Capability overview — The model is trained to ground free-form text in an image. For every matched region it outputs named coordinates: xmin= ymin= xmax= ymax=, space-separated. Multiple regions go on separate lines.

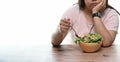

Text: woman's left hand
xmin=92 ymin=0 xmax=106 ymax=13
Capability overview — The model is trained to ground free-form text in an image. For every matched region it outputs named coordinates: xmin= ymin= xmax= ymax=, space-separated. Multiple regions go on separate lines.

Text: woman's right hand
xmin=59 ymin=18 xmax=71 ymax=33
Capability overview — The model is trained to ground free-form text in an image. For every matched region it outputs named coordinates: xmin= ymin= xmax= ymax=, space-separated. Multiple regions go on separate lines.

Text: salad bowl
xmin=75 ymin=33 xmax=102 ymax=53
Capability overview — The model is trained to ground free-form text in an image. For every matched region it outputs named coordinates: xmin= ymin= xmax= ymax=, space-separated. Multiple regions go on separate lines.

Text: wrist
xmin=93 ymin=15 xmax=102 ymax=24
xmin=92 ymin=12 xmax=101 ymax=18
xmin=92 ymin=9 xmax=98 ymax=13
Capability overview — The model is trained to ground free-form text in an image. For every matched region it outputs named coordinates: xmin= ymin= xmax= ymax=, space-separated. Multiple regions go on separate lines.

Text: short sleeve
xmin=103 ymin=9 xmax=119 ymax=32
xmin=61 ymin=6 xmax=74 ymax=20
xmin=61 ymin=4 xmax=80 ymax=26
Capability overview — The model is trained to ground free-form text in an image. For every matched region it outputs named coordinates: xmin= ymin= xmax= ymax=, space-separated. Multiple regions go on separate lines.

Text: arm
xmin=51 ymin=29 xmax=68 ymax=47
xmin=93 ymin=17 xmax=117 ymax=47
xmin=51 ymin=18 xmax=71 ymax=47
xmin=92 ymin=0 xmax=118 ymax=47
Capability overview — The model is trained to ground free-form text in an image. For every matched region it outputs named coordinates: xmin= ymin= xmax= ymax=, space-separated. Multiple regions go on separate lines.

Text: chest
xmin=72 ymin=15 xmax=94 ymax=36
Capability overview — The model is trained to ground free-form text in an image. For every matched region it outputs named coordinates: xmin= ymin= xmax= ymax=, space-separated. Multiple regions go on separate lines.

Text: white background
xmin=0 ymin=0 xmax=120 ymax=45
xmin=0 ymin=0 xmax=120 ymax=62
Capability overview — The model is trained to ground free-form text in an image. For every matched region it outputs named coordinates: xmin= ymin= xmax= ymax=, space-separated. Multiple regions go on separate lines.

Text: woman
xmin=51 ymin=0 xmax=119 ymax=47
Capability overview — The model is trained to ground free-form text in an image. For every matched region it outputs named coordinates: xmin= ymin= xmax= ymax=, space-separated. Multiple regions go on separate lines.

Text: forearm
xmin=93 ymin=17 xmax=113 ymax=47
xmin=51 ymin=30 xmax=68 ymax=46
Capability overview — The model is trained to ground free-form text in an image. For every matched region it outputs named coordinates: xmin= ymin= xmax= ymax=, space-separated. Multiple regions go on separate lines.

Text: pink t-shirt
xmin=61 ymin=4 xmax=119 ymax=40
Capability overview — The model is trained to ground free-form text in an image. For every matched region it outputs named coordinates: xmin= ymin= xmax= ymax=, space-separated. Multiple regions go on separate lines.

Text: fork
xmin=89 ymin=24 xmax=94 ymax=34
xmin=71 ymin=25 xmax=79 ymax=37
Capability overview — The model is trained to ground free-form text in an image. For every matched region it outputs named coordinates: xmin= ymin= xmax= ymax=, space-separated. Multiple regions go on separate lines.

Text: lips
xmin=92 ymin=3 xmax=98 ymax=6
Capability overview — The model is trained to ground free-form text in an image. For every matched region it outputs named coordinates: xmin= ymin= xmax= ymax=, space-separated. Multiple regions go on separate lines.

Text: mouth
xmin=91 ymin=3 xmax=98 ymax=6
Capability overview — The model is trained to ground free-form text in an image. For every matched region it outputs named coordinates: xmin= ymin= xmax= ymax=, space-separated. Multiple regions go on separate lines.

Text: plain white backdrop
xmin=0 ymin=0 xmax=120 ymax=45
xmin=0 ymin=0 xmax=120 ymax=62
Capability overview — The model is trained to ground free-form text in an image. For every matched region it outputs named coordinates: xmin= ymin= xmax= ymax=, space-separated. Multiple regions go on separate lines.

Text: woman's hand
xmin=92 ymin=0 xmax=106 ymax=13
xmin=59 ymin=18 xmax=71 ymax=33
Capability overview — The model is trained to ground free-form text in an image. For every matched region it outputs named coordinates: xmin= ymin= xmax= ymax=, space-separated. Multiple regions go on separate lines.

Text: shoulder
xmin=68 ymin=4 xmax=79 ymax=10
xmin=102 ymin=8 xmax=119 ymax=21
xmin=64 ymin=4 xmax=80 ymax=14
xmin=102 ymin=8 xmax=119 ymax=32
xmin=61 ymin=4 xmax=80 ymax=19
xmin=103 ymin=8 xmax=118 ymax=16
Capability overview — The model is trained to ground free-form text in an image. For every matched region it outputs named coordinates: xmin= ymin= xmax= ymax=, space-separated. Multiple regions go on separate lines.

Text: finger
xmin=61 ymin=25 xmax=70 ymax=29
xmin=102 ymin=0 xmax=107 ymax=10
xmin=103 ymin=0 xmax=106 ymax=5
xmin=61 ymin=29 xmax=68 ymax=33
xmin=60 ymin=22 xmax=70 ymax=27
xmin=98 ymin=0 xmax=103 ymax=6
xmin=98 ymin=0 xmax=106 ymax=12
xmin=102 ymin=0 xmax=106 ymax=7
xmin=60 ymin=21 xmax=70 ymax=27
xmin=60 ymin=18 xmax=70 ymax=25
xmin=60 ymin=26 xmax=70 ymax=32
xmin=60 ymin=25 xmax=69 ymax=32
xmin=63 ymin=18 xmax=71 ymax=24
xmin=60 ymin=18 xmax=71 ymax=26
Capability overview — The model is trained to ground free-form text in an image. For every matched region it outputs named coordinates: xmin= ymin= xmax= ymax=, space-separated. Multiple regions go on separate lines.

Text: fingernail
xmin=68 ymin=18 xmax=70 ymax=21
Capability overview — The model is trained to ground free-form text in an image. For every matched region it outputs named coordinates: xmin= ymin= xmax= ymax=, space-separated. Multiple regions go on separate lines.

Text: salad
xmin=75 ymin=33 xmax=102 ymax=44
